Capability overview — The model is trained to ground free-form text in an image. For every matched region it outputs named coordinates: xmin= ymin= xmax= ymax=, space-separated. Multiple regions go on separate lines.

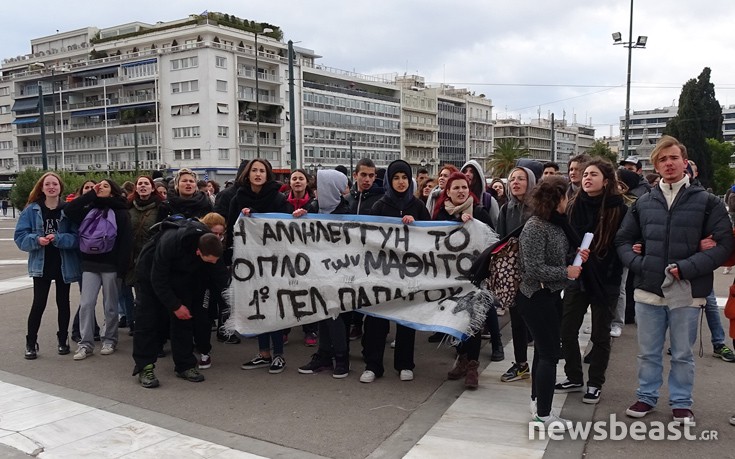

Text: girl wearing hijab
xmin=15 ymin=172 xmax=81 ymax=359
xmin=295 ymin=169 xmax=351 ymax=378
xmin=359 ymin=160 xmax=431 ymax=383
xmin=230 ymin=159 xmax=294 ymax=374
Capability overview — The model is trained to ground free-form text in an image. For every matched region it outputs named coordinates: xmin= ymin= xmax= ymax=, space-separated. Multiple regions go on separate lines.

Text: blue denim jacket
xmin=14 ymin=202 xmax=82 ymax=283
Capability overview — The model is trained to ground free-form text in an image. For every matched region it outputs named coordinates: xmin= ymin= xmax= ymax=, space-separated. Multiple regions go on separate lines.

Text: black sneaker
xmin=555 ymin=379 xmax=584 ymax=393
xmin=119 ymin=316 xmax=128 ymax=329
xmin=500 ymin=362 xmax=529 ymax=382
xmin=138 ymin=364 xmax=160 ymax=388
xmin=217 ymin=333 xmax=241 ymax=344
xmin=241 ymin=354 xmax=272 ymax=370
xmin=333 ymin=356 xmax=349 ymax=379
xmin=269 ymin=355 xmax=286 ymax=374
xmin=582 ymin=386 xmax=601 ymax=404
xmin=298 ymin=354 xmax=333 ymax=374
xmin=176 ymin=367 xmax=205 ymax=382
xmin=490 ymin=348 xmax=505 ymax=362
xmin=58 ymin=342 xmax=70 ymax=356
xmin=713 ymin=344 xmax=735 ymax=362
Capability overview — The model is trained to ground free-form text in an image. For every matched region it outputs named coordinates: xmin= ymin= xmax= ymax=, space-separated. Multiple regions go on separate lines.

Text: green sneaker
xmin=176 ymin=367 xmax=205 ymax=382
xmin=138 ymin=364 xmax=160 ymax=388
xmin=713 ymin=344 xmax=735 ymax=362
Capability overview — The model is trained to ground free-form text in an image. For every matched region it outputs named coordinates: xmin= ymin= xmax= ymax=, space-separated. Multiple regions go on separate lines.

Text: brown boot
xmin=447 ymin=354 xmax=469 ymax=380
xmin=465 ymin=360 xmax=479 ymax=389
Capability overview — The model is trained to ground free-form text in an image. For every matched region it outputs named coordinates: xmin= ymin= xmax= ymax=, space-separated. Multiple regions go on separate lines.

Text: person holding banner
xmin=229 ymin=159 xmax=294 ymax=374
xmin=295 ymin=169 xmax=352 ymax=378
xmin=434 ymin=172 xmax=493 ymax=389
xmin=284 ymin=169 xmax=319 ymax=347
xmin=556 ymin=159 xmax=627 ymax=404
xmin=516 ymin=175 xmax=585 ymax=429
xmin=358 ymin=160 xmax=431 ymax=384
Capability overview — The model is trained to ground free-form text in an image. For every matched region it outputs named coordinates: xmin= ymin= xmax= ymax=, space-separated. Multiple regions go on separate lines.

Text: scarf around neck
xmin=445 ymin=196 xmax=474 ymax=219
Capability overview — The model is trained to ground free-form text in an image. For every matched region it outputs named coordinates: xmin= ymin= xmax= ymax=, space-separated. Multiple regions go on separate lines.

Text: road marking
xmin=0 ymin=259 xmax=26 ymax=265
xmin=0 ymin=275 xmax=33 ymax=294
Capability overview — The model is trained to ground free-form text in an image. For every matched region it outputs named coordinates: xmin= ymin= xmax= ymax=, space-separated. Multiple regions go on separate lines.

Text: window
xmin=0 ymin=123 xmax=11 ymax=132
xmin=0 ymin=87 xmax=9 ymax=96
xmin=0 ymin=105 xmax=9 ymax=115
xmin=216 ymin=103 xmax=229 ymax=114
xmin=216 ymin=80 xmax=227 ymax=92
xmin=170 ymin=56 xmax=198 ymax=70
xmin=171 ymin=80 xmax=198 ymax=93
xmin=174 ymin=148 xmax=201 ymax=160
xmin=215 ymin=56 xmax=227 ymax=68
xmin=218 ymin=126 xmax=228 ymax=138
xmin=218 ymin=148 xmax=229 ymax=160
xmin=0 ymin=141 xmax=12 ymax=150
xmin=172 ymin=126 xmax=200 ymax=138
xmin=171 ymin=104 xmax=199 ymax=116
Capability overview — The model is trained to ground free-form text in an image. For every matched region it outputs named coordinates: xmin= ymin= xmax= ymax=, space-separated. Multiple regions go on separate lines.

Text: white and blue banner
xmin=225 ymin=213 xmax=498 ymax=339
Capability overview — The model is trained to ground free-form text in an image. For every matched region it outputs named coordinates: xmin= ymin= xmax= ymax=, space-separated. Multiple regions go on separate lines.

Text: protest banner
xmin=224 ymin=213 xmax=498 ymax=340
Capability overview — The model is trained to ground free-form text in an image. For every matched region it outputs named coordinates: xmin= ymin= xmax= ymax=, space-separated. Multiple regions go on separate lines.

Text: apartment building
xmin=0 ymin=13 xmax=320 ymax=182
xmin=394 ymin=75 xmax=440 ymax=176
xmin=301 ymin=64 xmax=401 ymax=174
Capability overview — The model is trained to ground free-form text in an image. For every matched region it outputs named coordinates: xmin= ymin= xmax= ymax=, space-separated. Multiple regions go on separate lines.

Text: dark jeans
xmin=485 ymin=306 xmax=502 ymax=350
xmin=509 ymin=305 xmax=530 ymax=363
xmin=258 ymin=331 xmax=284 ymax=356
xmin=361 ymin=315 xmax=415 ymax=376
xmin=28 ymin=276 xmax=70 ymax=340
xmin=457 ymin=333 xmax=481 ymax=361
xmin=561 ymin=285 xmax=616 ymax=388
xmin=625 ymin=271 xmax=636 ymax=324
xmin=192 ymin=290 xmax=212 ymax=356
xmin=517 ymin=288 xmax=562 ymax=418
xmin=316 ymin=315 xmax=348 ymax=358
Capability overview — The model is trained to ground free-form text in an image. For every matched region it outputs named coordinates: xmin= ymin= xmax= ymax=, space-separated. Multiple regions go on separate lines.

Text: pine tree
xmin=664 ymin=67 xmax=723 ymax=187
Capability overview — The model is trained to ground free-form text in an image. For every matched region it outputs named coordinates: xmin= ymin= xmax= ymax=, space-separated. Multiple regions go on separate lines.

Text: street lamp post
xmin=613 ymin=0 xmax=647 ymax=160
xmin=254 ymin=27 xmax=273 ymax=158
xmin=349 ymin=137 xmax=354 ymax=174
xmin=38 ymin=83 xmax=48 ymax=170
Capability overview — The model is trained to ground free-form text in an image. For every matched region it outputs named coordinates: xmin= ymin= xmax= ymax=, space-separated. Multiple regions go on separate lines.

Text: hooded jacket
xmin=372 ymin=159 xmax=431 ymax=220
xmin=305 ymin=169 xmax=350 ymax=215
xmin=496 ymin=166 xmax=537 ymax=238
xmin=462 ymin=160 xmax=500 ymax=227
xmin=615 ymin=179 xmax=733 ymax=299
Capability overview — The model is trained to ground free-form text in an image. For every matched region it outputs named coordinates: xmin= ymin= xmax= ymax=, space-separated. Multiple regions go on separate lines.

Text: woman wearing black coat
xmin=229 ymin=159 xmax=294 ymax=374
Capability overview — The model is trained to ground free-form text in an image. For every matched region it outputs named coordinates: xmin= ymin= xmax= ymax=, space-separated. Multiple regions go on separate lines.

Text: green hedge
xmin=9 ymin=168 xmax=145 ymax=211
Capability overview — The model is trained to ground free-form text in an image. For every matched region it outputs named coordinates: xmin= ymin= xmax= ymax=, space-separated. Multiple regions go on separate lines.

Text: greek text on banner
xmin=225 ymin=213 xmax=498 ymax=340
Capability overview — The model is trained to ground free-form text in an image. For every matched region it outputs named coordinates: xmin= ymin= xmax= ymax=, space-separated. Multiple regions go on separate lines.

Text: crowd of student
xmin=13 ymin=133 xmax=735 ymax=429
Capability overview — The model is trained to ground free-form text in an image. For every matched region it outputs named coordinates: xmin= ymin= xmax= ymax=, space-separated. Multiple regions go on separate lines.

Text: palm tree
xmin=487 ymin=139 xmax=529 ymax=178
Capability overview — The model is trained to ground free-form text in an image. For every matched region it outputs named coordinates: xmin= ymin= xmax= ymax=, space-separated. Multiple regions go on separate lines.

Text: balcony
xmin=403 ymin=122 xmax=439 ymax=132
xmin=236 ymin=68 xmax=281 ymax=83
xmin=238 ymin=136 xmax=281 ymax=146
xmin=403 ymin=138 xmax=440 ymax=148
xmin=238 ymin=114 xmax=283 ymax=126
xmin=237 ymin=92 xmax=282 ymax=105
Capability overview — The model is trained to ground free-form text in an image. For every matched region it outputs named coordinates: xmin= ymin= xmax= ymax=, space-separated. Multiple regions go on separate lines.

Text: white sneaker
xmin=360 ymin=370 xmax=376 ymax=383
xmin=100 ymin=344 xmax=115 ymax=355
xmin=73 ymin=347 xmax=92 ymax=360
xmin=496 ymin=307 xmax=506 ymax=316
xmin=610 ymin=325 xmax=622 ymax=338
xmin=582 ymin=326 xmax=591 ymax=334
xmin=532 ymin=412 xmax=573 ymax=431
xmin=400 ymin=369 xmax=414 ymax=381
xmin=390 ymin=340 xmax=396 ymax=349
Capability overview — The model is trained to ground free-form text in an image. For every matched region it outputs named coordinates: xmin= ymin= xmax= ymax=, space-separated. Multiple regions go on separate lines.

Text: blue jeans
xmin=118 ymin=283 xmax=134 ymax=321
xmin=635 ymin=302 xmax=700 ymax=409
xmin=704 ymin=290 xmax=725 ymax=347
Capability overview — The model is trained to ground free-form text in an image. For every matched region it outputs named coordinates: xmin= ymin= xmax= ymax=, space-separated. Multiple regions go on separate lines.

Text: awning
xmin=12 ymin=99 xmax=39 ymax=112
xmin=12 ymin=117 xmax=39 ymax=125
xmin=70 ymin=107 xmax=119 ymax=117
xmin=121 ymin=58 xmax=157 ymax=67
xmin=119 ymin=103 xmax=155 ymax=111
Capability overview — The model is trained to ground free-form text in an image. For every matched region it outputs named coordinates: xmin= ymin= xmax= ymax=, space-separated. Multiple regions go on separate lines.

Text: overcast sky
xmin=3 ymin=0 xmax=734 ymax=138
